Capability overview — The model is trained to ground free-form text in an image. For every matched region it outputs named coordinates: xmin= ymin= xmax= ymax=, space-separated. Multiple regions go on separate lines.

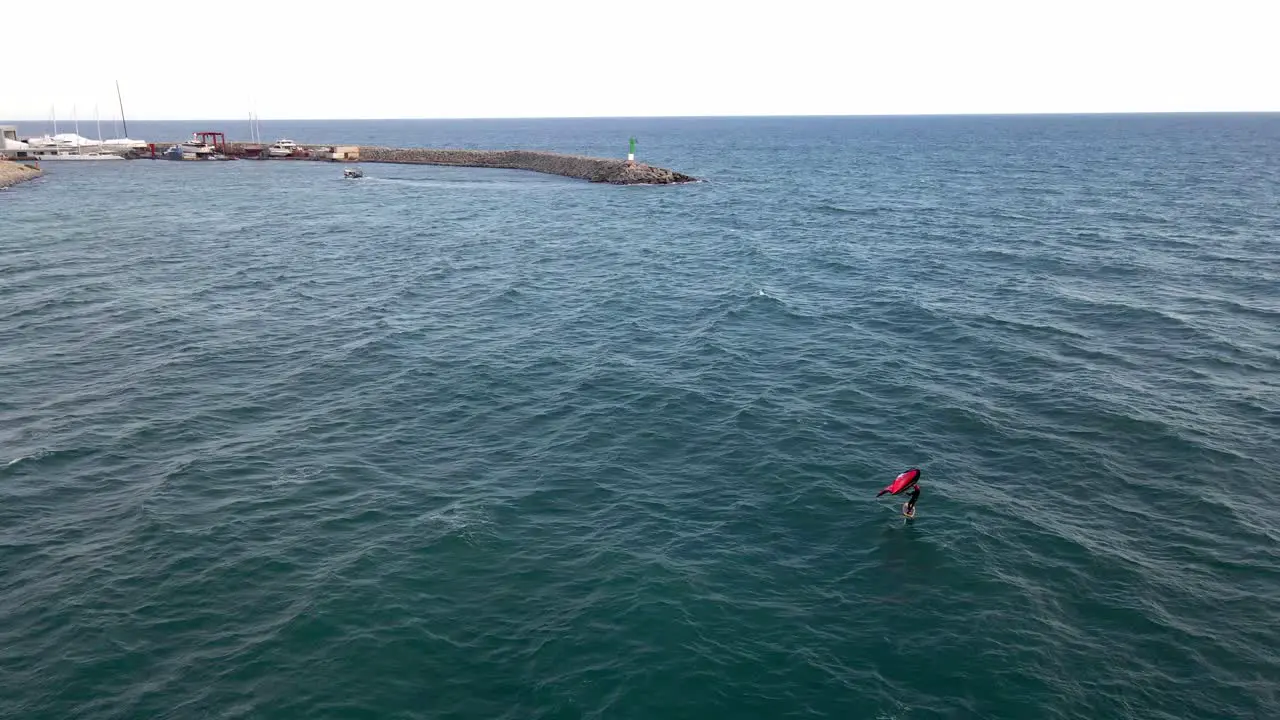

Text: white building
xmin=0 ymin=125 xmax=31 ymax=157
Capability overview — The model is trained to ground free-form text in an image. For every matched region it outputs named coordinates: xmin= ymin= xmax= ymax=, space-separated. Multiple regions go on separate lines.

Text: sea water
xmin=2 ymin=115 xmax=1278 ymax=719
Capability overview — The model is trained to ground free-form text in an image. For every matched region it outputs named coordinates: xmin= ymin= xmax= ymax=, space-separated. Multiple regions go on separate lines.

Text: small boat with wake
xmin=343 ymin=167 xmax=364 ymax=179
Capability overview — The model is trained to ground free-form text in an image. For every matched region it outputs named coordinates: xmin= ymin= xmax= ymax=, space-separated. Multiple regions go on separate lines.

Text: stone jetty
xmin=0 ymin=160 xmax=41 ymax=189
xmin=216 ymin=142 xmax=696 ymax=185
xmin=357 ymin=148 xmax=696 ymax=185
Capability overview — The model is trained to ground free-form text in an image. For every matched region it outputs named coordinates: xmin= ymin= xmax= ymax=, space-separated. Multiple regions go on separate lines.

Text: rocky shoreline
xmin=356 ymin=148 xmax=696 ymax=185
xmin=0 ymin=161 xmax=41 ymax=189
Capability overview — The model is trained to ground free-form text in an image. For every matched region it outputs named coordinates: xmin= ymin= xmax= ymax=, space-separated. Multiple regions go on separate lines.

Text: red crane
xmin=194 ymin=131 xmax=226 ymax=153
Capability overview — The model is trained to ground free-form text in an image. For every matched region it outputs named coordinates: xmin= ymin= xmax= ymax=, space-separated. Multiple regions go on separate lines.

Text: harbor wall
xmin=214 ymin=143 xmax=695 ymax=185
xmin=0 ymin=160 xmax=41 ymax=189
xmin=356 ymin=147 xmax=695 ymax=185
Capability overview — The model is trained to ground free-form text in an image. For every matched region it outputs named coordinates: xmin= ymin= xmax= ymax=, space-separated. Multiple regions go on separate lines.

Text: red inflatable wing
xmin=876 ymin=468 xmax=921 ymax=497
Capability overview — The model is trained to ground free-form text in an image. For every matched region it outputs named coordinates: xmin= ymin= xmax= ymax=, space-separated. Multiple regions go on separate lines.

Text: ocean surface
xmin=2 ymin=115 xmax=1279 ymax=720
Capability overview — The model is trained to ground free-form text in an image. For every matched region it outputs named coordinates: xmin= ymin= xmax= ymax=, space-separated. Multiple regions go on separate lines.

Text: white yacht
xmin=17 ymin=102 xmax=138 ymax=160
xmin=24 ymin=134 xmax=123 ymax=160
xmin=163 ymin=136 xmax=220 ymax=160
xmin=25 ymin=133 xmax=93 ymax=149
xmin=267 ymin=139 xmax=299 ymax=157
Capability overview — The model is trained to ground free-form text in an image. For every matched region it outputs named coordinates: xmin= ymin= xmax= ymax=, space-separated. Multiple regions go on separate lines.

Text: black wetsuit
xmin=905 ymin=485 xmax=920 ymax=513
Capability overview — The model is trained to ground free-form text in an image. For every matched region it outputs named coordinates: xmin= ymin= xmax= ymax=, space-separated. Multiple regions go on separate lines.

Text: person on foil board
xmin=877 ymin=468 xmax=921 ymax=518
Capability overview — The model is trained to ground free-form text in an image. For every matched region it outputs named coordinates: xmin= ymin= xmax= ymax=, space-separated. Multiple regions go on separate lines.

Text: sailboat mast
xmin=116 ymin=81 xmax=129 ymax=139
xmin=97 ymin=105 xmax=103 ymax=146
xmin=74 ymin=105 xmax=81 ymax=155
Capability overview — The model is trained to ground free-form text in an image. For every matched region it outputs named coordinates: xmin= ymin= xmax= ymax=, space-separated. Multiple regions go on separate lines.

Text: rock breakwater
xmin=359 ymin=148 xmax=695 ymax=185
xmin=170 ymin=142 xmax=698 ymax=185
xmin=0 ymin=161 xmax=41 ymax=189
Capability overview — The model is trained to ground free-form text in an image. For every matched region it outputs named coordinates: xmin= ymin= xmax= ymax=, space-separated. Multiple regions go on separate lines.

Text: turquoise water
xmin=2 ymin=116 xmax=1278 ymax=719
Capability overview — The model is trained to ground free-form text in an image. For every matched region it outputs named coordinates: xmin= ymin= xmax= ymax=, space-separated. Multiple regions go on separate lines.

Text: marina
xmin=3 ymin=124 xmax=696 ymax=183
xmin=3 ymin=83 xmax=694 ymax=183
xmin=4 ymin=82 xmax=692 ymax=183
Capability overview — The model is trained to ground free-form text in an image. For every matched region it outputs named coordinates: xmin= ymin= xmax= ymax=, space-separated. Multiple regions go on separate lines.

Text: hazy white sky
xmin=3 ymin=0 xmax=1276 ymax=121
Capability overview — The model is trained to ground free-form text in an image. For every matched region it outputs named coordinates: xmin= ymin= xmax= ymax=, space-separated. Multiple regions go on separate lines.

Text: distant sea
xmin=2 ymin=115 xmax=1278 ymax=720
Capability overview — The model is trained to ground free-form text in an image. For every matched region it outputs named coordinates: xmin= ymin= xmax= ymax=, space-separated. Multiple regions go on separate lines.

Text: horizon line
xmin=3 ymin=110 xmax=1279 ymax=124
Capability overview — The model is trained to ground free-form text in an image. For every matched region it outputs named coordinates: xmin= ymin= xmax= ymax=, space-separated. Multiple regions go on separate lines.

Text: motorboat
xmin=343 ymin=167 xmax=364 ymax=179
xmin=163 ymin=135 xmax=230 ymax=161
xmin=164 ymin=142 xmax=212 ymax=160
xmin=267 ymin=139 xmax=299 ymax=157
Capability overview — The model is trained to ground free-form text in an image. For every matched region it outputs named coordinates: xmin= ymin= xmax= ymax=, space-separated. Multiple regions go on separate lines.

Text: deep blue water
xmin=2 ymin=115 xmax=1279 ymax=720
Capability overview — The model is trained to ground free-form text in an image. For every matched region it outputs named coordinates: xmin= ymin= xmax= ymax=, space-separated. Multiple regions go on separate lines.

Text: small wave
xmin=411 ymin=504 xmax=492 ymax=544
xmin=1201 ymin=296 xmax=1280 ymax=323
xmin=959 ymin=311 xmax=1093 ymax=342
xmin=816 ymin=204 xmax=892 ymax=216
xmin=1052 ymin=291 xmax=1223 ymax=344
xmin=362 ymin=175 xmax=548 ymax=190
xmin=1 ymin=447 xmax=89 ymax=473
xmin=5 ymin=450 xmax=50 ymax=467
xmin=704 ymin=286 xmax=822 ymax=332
xmin=975 ymin=208 xmax=1038 ymax=223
